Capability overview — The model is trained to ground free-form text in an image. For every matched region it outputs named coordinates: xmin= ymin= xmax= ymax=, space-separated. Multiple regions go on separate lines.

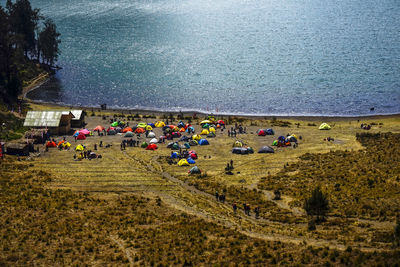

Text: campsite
xmin=1 ymin=104 xmax=400 ymax=265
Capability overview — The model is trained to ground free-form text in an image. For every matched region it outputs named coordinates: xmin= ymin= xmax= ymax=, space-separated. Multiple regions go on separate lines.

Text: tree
xmin=304 ymin=187 xmax=329 ymax=222
xmin=6 ymin=0 xmax=40 ymax=57
xmin=38 ymin=18 xmax=60 ymax=66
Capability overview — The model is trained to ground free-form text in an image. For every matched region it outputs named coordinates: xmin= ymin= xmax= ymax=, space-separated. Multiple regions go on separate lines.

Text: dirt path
xmin=110 ymin=234 xmax=134 ymax=267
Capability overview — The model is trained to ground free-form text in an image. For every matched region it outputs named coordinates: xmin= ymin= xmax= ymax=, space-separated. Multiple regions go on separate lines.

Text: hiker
xmin=120 ymin=142 xmax=123 ymax=150
xmin=254 ymin=206 xmax=260 ymax=219
xmin=243 ymin=203 xmax=247 ymax=214
xmin=246 ymin=204 xmax=251 ymax=216
xmin=215 ymin=191 xmax=219 ymax=201
xmin=232 ymin=203 xmax=237 ymax=213
xmin=99 ymin=141 xmax=103 ymax=147
xmin=94 ymin=144 xmax=97 ymax=150
xmin=230 ymin=160 xmax=233 ymax=169
xmin=227 ymin=130 xmax=230 ymax=136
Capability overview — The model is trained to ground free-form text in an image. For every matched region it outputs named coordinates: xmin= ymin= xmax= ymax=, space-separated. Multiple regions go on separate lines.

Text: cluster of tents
xmin=257 ymin=128 xmax=274 ymax=136
xmin=46 ymin=140 xmax=71 ymax=149
xmin=271 ymin=135 xmax=298 ymax=147
xmin=231 ymin=140 xmax=275 ymax=154
xmin=73 ymin=128 xmax=92 ymax=140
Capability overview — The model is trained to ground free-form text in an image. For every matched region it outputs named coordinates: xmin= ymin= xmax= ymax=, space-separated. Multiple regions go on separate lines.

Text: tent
xmin=46 ymin=141 xmax=57 ymax=148
xmin=79 ymin=129 xmax=90 ymax=135
xmin=62 ymin=142 xmax=71 ymax=148
xmin=287 ymin=135 xmax=297 ymax=142
xmin=171 ymin=152 xmax=179 ymax=158
xmin=149 ymin=138 xmax=158 ymax=144
xmin=257 ymin=129 xmax=266 ymax=136
xmin=147 ymin=132 xmax=156 ymax=138
xmin=178 ymin=159 xmax=190 ymax=166
xmin=77 ymin=133 xmax=86 ymax=140
xmin=184 ymin=142 xmax=191 ymax=149
xmin=188 ymin=166 xmax=201 ymax=174
xmin=57 ymin=140 xmax=64 ymax=146
xmin=115 ymin=127 xmax=122 ymax=133
xmin=233 ymin=140 xmax=243 ymax=147
xmin=135 ymin=128 xmax=145 ymax=134
xmin=107 ymin=126 xmax=115 ymax=132
xmin=75 ymin=144 xmax=84 ymax=151
xmin=186 ymin=126 xmax=195 ymax=133
xmin=146 ymin=125 xmax=153 ymax=131
xmin=200 ymin=129 xmax=209 ymax=135
xmin=217 ymin=120 xmax=225 ymax=125
xmin=278 ymin=136 xmax=286 ymax=141
xmin=141 ymin=142 xmax=148 ymax=148
xmin=198 ymin=139 xmax=209 ymax=146
xmin=73 ymin=131 xmax=79 ymax=137
xmin=180 ymin=136 xmax=190 ymax=142
xmin=177 ymin=121 xmax=185 ymax=128
xmin=146 ymin=144 xmax=158 ymax=150
xmin=124 ymin=131 xmax=134 ymax=137
xmin=187 ymin=158 xmax=195 ymax=164
xmin=122 ymin=127 xmax=133 ymax=133
xmin=172 ymin=143 xmax=180 ymax=150
xmin=200 ymin=120 xmax=211 ymax=125
xmin=272 ymin=140 xmax=278 ymax=146
xmin=192 ymin=134 xmax=202 ymax=141
xmin=201 ymin=123 xmax=210 ymax=129
xmin=148 ymin=123 xmax=155 ymax=128
xmin=172 ymin=126 xmax=179 ymax=132
xmin=258 ymin=146 xmax=275 ymax=153
xmin=232 ymin=147 xmax=248 ymax=154
xmin=94 ymin=125 xmax=105 ymax=132
xmin=179 ymin=127 xmax=186 ymax=132
xmin=189 ymin=151 xmax=197 ymax=159
xmin=266 ymin=128 xmax=274 ymax=135
xmin=155 ymin=121 xmax=166 ymax=128
xmin=111 ymin=121 xmax=119 ymax=127
xmin=207 ymin=132 xmax=216 ymax=138
xmin=209 ymin=127 xmax=216 ymax=133
xmin=189 ymin=140 xmax=198 ymax=146
xmin=137 ymin=122 xmax=147 ymax=128
xmin=319 ymin=123 xmax=331 ymax=130
xmin=108 ymin=129 xmax=116 ymax=135
xmin=171 ymin=132 xmax=181 ymax=138
xmin=247 ymin=147 xmax=254 ymax=154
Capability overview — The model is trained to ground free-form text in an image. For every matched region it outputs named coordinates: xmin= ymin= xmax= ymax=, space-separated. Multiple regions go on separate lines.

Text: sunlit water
xmin=7 ymin=0 xmax=400 ymax=115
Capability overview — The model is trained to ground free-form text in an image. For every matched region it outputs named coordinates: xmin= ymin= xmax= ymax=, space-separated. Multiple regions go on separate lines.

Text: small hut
xmin=70 ymin=110 xmax=85 ymax=128
xmin=6 ymin=142 xmax=30 ymax=156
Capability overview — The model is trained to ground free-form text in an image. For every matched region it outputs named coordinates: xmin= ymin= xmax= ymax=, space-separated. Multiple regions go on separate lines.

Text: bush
xmin=304 ymin=187 xmax=329 ymax=222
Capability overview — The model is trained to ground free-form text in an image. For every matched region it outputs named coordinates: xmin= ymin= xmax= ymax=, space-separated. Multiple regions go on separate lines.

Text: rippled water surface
xmin=12 ymin=0 xmax=400 ymax=115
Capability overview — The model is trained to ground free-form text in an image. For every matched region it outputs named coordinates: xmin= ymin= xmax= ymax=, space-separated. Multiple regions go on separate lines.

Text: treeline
xmin=0 ymin=0 xmax=60 ymax=103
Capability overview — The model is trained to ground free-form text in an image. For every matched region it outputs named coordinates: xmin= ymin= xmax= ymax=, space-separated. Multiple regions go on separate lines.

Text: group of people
xmin=215 ymin=191 xmax=261 ymax=219
xmin=360 ymin=123 xmax=371 ymax=130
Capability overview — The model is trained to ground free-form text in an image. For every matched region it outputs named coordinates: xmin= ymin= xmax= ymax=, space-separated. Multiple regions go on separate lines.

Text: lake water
xmin=11 ymin=0 xmax=400 ymax=115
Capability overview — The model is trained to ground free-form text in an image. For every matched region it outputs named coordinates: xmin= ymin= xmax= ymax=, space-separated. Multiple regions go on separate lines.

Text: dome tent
xmin=257 ymin=129 xmax=266 ymax=136
xmin=188 ymin=166 xmax=201 ymax=174
xmin=141 ymin=142 xmax=148 ymax=148
xmin=178 ymin=159 xmax=190 ymax=166
xmin=319 ymin=123 xmax=331 ymax=130
xmin=258 ymin=146 xmax=275 ymax=153
xmin=187 ymin=158 xmax=195 ymax=164
xmin=124 ymin=131 xmax=134 ymax=137
xmin=266 ymin=128 xmax=274 ymax=135
xmin=147 ymin=132 xmax=156 ymax=138
xmin=149 ymin=138 xmax=158 ymax=144
xmin=146 ymin=144 xmax=158 ymax=150
xmin=171 ymin=152 xmax=179 ymax=158
xmin=198 ymin=139 xmax=209 ymax=146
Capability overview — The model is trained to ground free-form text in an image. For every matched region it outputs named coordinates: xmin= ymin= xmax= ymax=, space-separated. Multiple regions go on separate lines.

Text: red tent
xmin=77 ymin=133 xmax=86 ymax=140
xmin=146 ymin=144 xmax=158 ymax=150
xmin=46 ymin=141 xmax=57 ymax=147
xmin=217 ymin=120 xmax=225 ymax=125
xmin=258 ymin=129 xmax=266 ymax=136
xmin=122 ymin=127 xmax=133 ymax=133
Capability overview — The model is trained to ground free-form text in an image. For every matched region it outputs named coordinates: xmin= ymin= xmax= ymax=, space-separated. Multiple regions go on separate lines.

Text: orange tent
xmin=57 ymin=140 xmax=65 ymax=146
xmin=94 ymin=125 xmax=105 ymax=131
xmin=46 ymin=141 xmax=57 ymax=147
xmin=179 ymin=127 xmax=186 ymax=132
xmin=122 ymin=127 xmax=133 ymax=133
xmin=135 ymin=128 xmax=145 ymax=134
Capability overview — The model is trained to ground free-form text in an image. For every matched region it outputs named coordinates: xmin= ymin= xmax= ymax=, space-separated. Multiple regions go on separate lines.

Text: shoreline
xmin=23 ymin=73 xmax=400 ymax=122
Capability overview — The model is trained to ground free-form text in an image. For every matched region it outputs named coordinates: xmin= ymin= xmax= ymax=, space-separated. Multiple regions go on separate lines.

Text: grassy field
xmin=1 ymin=109 xmax=400 ymax=265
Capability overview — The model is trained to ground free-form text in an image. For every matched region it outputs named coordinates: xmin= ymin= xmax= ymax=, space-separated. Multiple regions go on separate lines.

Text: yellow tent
xmin=146 ymin=125 xmax=153 ymax=131
xmin=233 ymin=140 xmax=243 ymax=147
xmin=192 ymin=134 xmax=202 ymax=141
xmin=178 ymin=159 xmax=190 ymax=166
xmin=155 ymin=121 xmax=166 ymax=128
xmin=200 ymin=120 xmax=211 ymax=124
xmin=75 ymin=144 xmax=84 ymax=151
xmin=200 ymin=129 xmax=210 ymax=135
xmin=209 ymin=127 xmax=216 ymax=133
xmin=319 ymin=123 xmax=331 ymax=130
xmin=62 ymin=142 xmax=71 ymax=148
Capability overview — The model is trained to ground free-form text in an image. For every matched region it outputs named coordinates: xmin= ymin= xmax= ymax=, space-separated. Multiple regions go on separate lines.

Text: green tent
xmin=189 ymin=166 xmax=201 ymax=174
xmin=111 ymin=121 xmax=119 ymax=127
xmin=202 ymin=123 xmax=210 ymax=129
xmin=137 ymin=122 xmax=147 ymax=128
xmin=124 ymin=131 xmax=134 ymax=137
xmin=172 ymin=143 xmax=180 ymax=150
xmin=141 ymin=141 xmax=148 ymax=148
xmin=272 ymin=140 xmax=278 ymax=146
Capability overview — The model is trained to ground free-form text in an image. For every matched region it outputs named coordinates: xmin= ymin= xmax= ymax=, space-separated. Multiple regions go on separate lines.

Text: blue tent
xmin=178 ymin=121 xmax=185 ymax=128
xmin=266 ymin=128 xmax=274 ymax=135
xmin=198 ymin=139 xmax=209 ymax=146
xmin=278 ymin=136 xmax=286 ymax=141
xmin=147 ymin=123 xmax=155 ymax=128
xmin=171 ymin=152 xmax=179 ymax=158
xmin=184 ymin=142 xmax=191 ymax=149
xmin=73 ymin=131 xmax=79 ymax=137
xmin=186 ymin=126 xmax=195 ymax=133
xmin=187 ymin=158 xmax=196 ymax=164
